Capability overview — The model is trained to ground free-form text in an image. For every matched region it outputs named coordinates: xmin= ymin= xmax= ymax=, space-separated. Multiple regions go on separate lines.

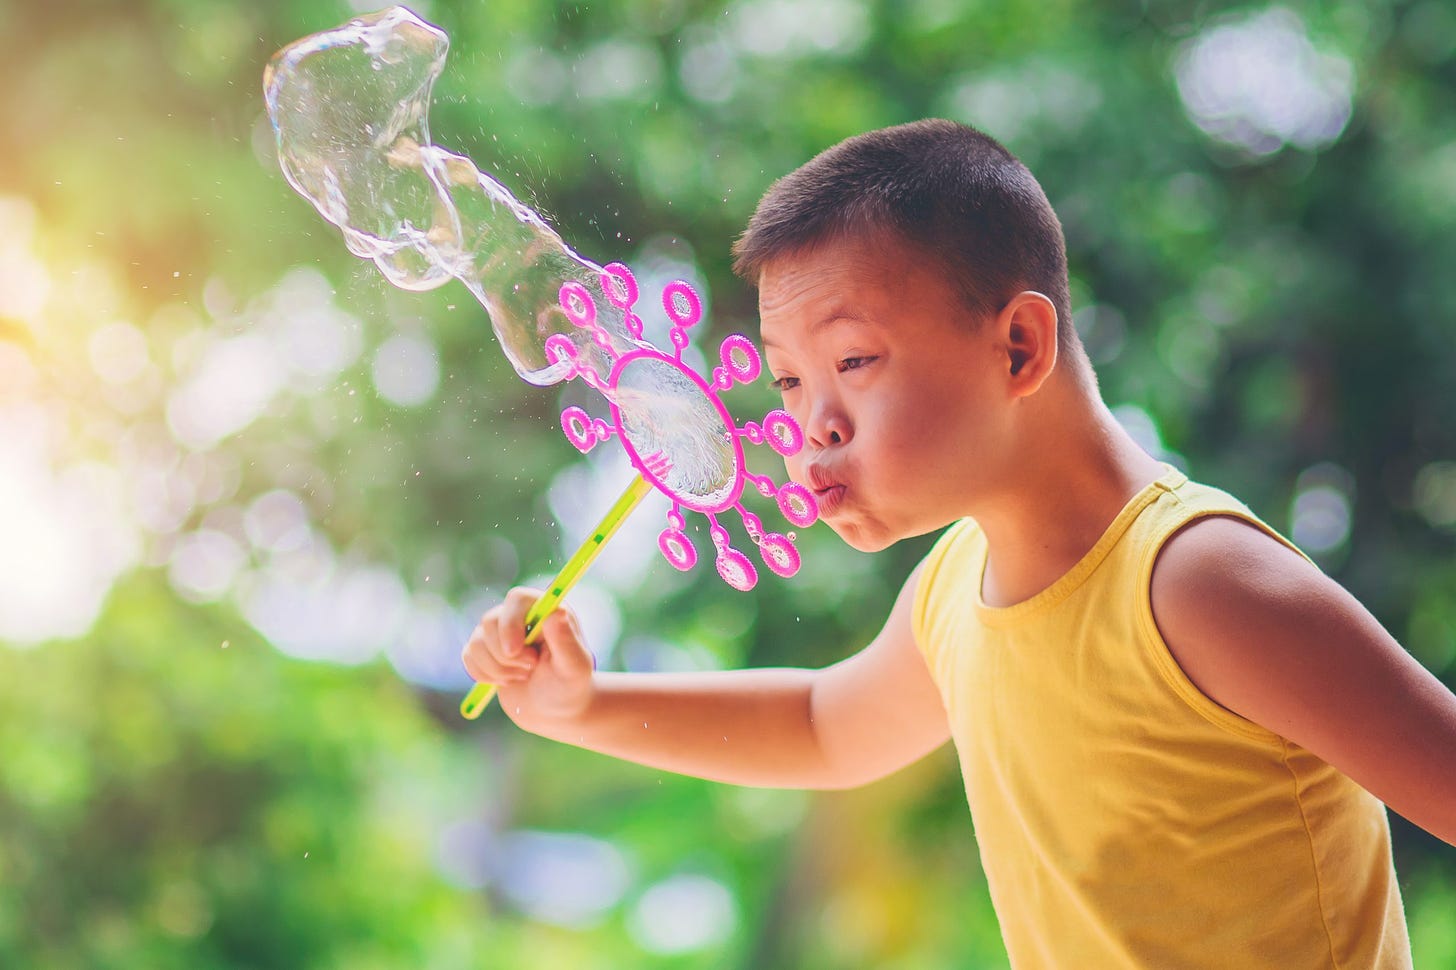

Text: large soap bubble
xmin=264 ymin=5 xmax=635 ymax=388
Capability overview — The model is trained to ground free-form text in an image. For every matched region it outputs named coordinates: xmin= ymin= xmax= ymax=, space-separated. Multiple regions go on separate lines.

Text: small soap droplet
xmin=221 ymin=640 xmax=230 ymax=649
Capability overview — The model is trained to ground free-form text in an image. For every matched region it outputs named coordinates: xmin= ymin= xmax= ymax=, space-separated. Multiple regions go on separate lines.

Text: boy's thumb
xmin=538 ymin=610 xmax=594 ymax=679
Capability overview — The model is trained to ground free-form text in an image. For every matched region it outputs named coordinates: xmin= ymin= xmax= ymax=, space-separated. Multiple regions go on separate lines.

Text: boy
xmin=461 ymin=120 xmax=1456 ymax=966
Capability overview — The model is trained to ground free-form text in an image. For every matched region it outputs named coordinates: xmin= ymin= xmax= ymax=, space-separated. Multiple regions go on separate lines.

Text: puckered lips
xmin=806 ymin=463 xmax=847 ymax=516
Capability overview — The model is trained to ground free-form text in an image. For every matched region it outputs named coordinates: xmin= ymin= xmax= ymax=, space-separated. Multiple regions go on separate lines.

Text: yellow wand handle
xmin=460 ymin=473 xmax=654 ymax=719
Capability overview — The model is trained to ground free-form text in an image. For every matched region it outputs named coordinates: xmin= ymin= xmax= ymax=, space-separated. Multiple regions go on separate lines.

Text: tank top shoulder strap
xmin=1134 ymin=468 xmax=1309 ymax=571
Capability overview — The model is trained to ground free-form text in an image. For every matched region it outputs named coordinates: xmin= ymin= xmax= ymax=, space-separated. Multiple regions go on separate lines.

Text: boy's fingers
xmin=461 ymin=612 xmax=532 ymax=682
xmin=461 ymin=633 xmax=507 ymax=684
xmin=460 ymin=637 xmax=497 ymax=683
xmin=539 ymin=609 xmax=594 ymax=679
xmin=500 ymin=586 xmax=544 ymax=656
xmin=488 ymin=610 xmax=538 ymax=677
xmin=461 ymin=587 xmax=588 ymax=686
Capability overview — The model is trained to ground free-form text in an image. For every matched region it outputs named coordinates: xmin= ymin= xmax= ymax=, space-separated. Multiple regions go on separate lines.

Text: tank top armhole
xmin=1134 ymin=506 xmax=1309 ymax=747
xmin=913 ymin=519 xmax=975 ymax=665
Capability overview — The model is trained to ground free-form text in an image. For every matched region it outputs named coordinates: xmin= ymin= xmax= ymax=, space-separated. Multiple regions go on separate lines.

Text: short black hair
xmin=733 ymin=119 xmax=1075 ymax=348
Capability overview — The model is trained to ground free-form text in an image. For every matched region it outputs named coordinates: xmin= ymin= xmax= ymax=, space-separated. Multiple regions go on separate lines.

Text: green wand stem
xmin=459 ymin=473 xmax=655 ymax=719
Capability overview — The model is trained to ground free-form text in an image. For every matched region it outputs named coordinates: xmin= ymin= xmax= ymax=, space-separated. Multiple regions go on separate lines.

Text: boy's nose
xmin=806 ymin=404 xmax=851 ymax=449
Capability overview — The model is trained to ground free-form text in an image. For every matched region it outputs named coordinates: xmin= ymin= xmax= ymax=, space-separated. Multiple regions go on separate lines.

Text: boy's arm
xmin=461 ymin=563 xmax=951 ymax=790
xmin=1151 ymin=516 xmax=1456 ymax=846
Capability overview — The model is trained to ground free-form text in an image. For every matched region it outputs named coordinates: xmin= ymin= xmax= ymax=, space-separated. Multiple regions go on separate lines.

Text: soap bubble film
xmin=265 ymin=7 xmax=634 ymax=387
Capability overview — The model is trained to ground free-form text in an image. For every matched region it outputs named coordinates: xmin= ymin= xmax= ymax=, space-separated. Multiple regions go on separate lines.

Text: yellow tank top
xmin=912 ymin=467 xmax=1410 ymax=968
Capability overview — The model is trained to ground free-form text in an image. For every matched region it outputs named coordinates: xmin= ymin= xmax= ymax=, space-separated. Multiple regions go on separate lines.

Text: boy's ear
xmin=998 ymin=291 xmax=1058 ymax=398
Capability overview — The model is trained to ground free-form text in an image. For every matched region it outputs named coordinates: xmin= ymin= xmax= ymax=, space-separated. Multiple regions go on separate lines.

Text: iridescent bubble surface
xmin=265 ymin=7 xmax=639 ymax=388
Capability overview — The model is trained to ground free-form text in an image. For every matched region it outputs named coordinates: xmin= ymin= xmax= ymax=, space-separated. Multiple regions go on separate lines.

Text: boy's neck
xmin=974 ymin=381 xmax=1166 ymax=610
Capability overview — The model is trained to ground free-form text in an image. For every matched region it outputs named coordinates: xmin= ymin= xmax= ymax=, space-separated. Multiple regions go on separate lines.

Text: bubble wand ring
xmin=461 ymin=263 xmax=817 ymax=718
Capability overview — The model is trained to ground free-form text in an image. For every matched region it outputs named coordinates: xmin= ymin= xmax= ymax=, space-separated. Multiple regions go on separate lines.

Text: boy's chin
xmin=824 ymin=519 xmax=897 ymax=554
xmin=825 ymin=514 xmax=955 ymax=554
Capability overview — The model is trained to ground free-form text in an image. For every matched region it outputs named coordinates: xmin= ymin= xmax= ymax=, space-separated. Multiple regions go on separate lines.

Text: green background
xmin=1 ymin=0 xmax=1454 ymax=966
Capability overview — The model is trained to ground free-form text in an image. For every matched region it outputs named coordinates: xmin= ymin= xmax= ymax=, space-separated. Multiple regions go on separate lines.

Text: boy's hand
xmin=460 ymin=587 xmax=596 ymax=726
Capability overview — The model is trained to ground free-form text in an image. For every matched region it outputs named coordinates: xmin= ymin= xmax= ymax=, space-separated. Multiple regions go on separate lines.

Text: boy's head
xmin=733 ymin=119 xmax=1075 ymax=351
xmin=739 ymin=121 xmax=1089 ymax=549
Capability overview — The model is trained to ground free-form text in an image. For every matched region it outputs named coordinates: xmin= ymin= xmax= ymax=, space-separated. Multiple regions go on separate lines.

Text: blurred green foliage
xmin=1 ymin=0 xmax=1454 ymax=967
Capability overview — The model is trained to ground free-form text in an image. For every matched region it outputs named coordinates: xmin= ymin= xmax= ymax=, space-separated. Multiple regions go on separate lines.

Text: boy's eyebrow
xmin=761 ymin=311 xmax=869 ymax=350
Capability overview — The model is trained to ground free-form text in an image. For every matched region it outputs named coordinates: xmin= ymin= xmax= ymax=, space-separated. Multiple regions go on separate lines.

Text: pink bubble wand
xmin=459 ymin=262 xmax=818 ymax=718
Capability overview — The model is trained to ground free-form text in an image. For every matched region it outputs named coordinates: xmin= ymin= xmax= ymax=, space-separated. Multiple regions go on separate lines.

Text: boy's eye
xmin=769 ymin=357 xmax=875 ymax=391
xmin=768 ymin=375 xmax=800 ymax=392
xmin=837 ymin=355 xmax=878 ymax=373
